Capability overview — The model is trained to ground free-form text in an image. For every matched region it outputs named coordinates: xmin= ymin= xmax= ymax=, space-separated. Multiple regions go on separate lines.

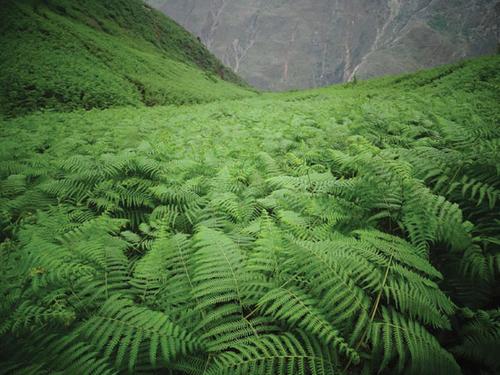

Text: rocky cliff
xmin=147 ymin=0 xmax=499 ymax=90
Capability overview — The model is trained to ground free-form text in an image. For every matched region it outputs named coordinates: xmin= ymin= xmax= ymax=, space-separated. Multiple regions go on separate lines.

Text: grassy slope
xmin=0 ymin=0 xmax=252 ymax=117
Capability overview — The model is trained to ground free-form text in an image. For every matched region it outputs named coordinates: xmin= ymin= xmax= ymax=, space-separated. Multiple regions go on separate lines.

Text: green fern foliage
xmin=207 ymin=331 xmax=339 ymax=375
xmin=452 ymin=309 xmax=500 ymax=374
xmin=78 ymin=296 xmax=201 ymax=371
xmin=1 ymin=55 xmax=499 ymax=374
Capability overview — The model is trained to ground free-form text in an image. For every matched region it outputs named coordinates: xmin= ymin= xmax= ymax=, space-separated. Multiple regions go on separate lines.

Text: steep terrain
xmin=0 ymin=0 xmax=252 ymax=117
xmin=149 ymin=0 xmax=500 ymax=90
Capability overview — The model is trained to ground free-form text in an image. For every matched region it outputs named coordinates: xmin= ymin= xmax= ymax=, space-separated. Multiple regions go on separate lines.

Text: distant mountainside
xmin=148 ymin=0 xmax=500 ymax=90
xmin=0 ymin=0 xmax=251 ymax=117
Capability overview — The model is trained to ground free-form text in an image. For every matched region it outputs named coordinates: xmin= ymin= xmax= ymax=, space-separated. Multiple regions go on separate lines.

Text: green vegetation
xmin=1 ymin=0 xmax=500 ymax=372
xmin=1 ymin=53 xmax=499 ymax=374
xmin=0 ymin=0 xmax=252 ymax=117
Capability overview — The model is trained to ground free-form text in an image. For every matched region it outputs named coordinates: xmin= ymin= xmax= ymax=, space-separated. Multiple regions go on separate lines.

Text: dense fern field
xmin=1 ymin=55 xmax=499 ymax=374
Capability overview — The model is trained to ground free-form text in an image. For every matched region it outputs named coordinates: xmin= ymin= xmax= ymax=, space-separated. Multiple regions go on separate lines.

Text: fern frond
xmin=452 ymin=308 xmax=500 ymax=373
xmin=78 ymin=296 xmax=200 ymax=371
xmin=370 ymin=307 xmax=461 ymax=374
xmin=207 ymin=331 xmax=339 ymax=375
xmin=258 ymin=285 xmax=359 ymax=362
xmin=280 ymin=237 xmax=372 ymax=344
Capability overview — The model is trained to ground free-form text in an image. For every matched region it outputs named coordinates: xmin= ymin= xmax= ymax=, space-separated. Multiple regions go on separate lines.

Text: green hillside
xmin=0 ymin=0 xmax=252 ymax=117
xmin=1 ymin=0 xmax=500 ymax=374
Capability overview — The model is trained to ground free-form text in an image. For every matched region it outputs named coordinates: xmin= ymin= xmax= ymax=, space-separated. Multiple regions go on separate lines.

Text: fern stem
xmin=243 ymin=270 xmax=301 ymax=320
xmin=201 ymin=354 xmax=212 ymax=375
xmin=343 ymin=251 xmax=394 ymax=372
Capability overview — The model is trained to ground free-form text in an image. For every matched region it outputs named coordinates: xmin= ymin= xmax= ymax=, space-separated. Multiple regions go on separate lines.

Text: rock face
xmin=147 ymin=0 xmax=500 ymax=90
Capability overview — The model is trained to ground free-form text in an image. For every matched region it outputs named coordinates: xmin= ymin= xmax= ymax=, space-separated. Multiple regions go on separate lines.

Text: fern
xmin=207 ymin=331 xmax=339 ymax=375
xmin=257 ymin=285 xmax=359 ymax=362
xmin=370 ymin=307 xmax=461 ymax=374
xmin=1 ymin=54 xmax=499 ymax=374
xmin=452 ymin=308 xmax=500 ymax=374
xmin=191 ymin=227 xmax=271 ymax=351
xmin=78 ymin=296 xmax=201 ymax=371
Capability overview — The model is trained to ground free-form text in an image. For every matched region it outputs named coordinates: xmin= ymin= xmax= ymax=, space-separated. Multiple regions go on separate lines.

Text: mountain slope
xmin=148 ymin=0 xmax=500 ymax=90
xmin=0 ymin=0 xmax=252 ymax=117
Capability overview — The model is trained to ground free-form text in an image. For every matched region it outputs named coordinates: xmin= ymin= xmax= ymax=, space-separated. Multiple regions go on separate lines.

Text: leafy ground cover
xmin=1 ymin=19 xmax=499 ymax=375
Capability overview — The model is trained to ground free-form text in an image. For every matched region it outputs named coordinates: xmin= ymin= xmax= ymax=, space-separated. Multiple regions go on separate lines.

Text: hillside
xmin=1 ymin=52 xmax=499 ymax=374
xmin=0 ymin=0 xmax=252 ymax=117
xmin=148 ymin=0 xmax=500 ymax=90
